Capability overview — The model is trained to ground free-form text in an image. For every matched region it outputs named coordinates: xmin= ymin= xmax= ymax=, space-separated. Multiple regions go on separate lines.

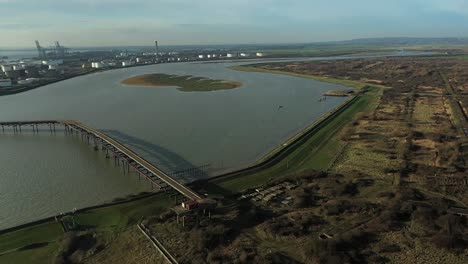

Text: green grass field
xmin=122 ymin=73 xmax=242 ymax=92
xmin=0 ymin=194 xmax=172 ymax=263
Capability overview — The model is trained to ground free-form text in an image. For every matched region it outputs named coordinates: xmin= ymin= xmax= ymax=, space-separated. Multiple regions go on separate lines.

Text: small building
xmin=256 ymin=52 xmax=265 ymax=57
xmin=198 ymin=54 xmax=205 ymax=59
xmin=182 ymin=200 xmax=199 ymax=210
xmin=226 ymin=53 xmax=234 ymax=58
xmin=91 ymin=62 xmax=107 ymax=68
xmin=122 ymin=61 xmax=133 ymax=67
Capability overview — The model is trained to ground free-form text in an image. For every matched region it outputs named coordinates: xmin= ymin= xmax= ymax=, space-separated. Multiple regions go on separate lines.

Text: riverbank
xmin=121 ymin=73 xmax=243 ymax=92
xmin=0 ymin=69 xmax=98 ymax=97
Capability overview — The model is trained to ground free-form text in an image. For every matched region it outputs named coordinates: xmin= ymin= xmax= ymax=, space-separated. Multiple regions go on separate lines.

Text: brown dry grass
xmin=84 ymin=227 xmax=165 ymax=264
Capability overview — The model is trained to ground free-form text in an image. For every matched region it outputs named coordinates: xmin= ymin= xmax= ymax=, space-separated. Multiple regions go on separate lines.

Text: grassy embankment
xmin=0 ymin=194 xmax=172 ymax=263
xmin=121 ymin=73 xmax=242 ymax=92
xmin=0 ymin=66 xmax=384 ymax=263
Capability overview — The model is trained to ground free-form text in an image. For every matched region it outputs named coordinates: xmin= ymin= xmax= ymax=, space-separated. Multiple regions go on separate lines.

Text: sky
xmin=0 ymin=0 xmax=467 ymax=48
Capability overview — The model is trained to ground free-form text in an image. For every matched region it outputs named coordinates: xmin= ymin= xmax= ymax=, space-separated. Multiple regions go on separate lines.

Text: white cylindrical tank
xmin=1 ymin=65 xmax=12 ymax=72
xmin=92 ymin=62 xmax=104 ymax=68
xmin=256 ymin=52 xmax=264 ymax=57
xmin=207 ymin=54 xmax=212 ymax=58
xmin=198 ymin=55 xmax=205 ymax=59
xmin=226 ymin=53 xmax=234 ymax=58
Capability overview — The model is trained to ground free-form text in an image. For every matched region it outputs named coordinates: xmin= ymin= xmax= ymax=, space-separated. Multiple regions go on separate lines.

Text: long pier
xmin=0 ymin=120 xmax=202 ymax=201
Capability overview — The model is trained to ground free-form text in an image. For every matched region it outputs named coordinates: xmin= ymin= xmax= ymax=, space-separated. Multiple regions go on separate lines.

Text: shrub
xmin=431 ymin=233 xmax=466 ymax=250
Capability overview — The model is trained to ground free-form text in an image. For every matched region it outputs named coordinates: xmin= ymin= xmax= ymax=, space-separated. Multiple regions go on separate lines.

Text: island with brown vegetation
xmin=121 ymin=73 xmax=243 ymax=92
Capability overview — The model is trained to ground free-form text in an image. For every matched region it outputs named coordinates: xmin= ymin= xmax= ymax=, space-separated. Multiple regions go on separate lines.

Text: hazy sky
xmin=1 ymin=0 xmax=467 ymax=47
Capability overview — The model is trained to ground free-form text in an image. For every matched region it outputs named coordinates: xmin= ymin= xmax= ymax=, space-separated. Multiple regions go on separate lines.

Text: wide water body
xmin=0 ymin=59 xmax=362 ymax=229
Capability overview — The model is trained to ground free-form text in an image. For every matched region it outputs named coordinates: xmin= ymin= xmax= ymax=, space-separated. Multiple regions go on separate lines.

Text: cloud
xmin=0 ymin=0 xmax=467 ymax=47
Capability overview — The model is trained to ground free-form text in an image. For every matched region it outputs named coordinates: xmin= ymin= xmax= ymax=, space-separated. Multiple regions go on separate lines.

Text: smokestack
xmin=155 ymin=41 xmax=159 ymax=59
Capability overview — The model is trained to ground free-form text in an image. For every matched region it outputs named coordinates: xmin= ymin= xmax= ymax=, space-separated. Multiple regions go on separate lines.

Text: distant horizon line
xmin=1 ymin=36 xmax=467 ymax=50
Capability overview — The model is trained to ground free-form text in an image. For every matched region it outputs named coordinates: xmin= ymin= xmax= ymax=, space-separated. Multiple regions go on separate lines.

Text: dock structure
xmin=0 ymin=120 xmax=202 ymax=202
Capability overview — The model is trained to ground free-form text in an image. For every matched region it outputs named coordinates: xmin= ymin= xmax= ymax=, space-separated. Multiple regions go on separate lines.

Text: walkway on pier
xmin=0 ymin=120 xmax=202 ymax=201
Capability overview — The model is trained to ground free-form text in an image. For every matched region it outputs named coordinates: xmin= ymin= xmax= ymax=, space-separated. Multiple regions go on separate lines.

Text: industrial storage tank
xmin=122 ymin=61 xmax=133 ymax=67
xmin=1 ymin=65 xmax=13 ymax=72
xmin=256 ymin=52 xmax=265 ymax=57
xmin=91 ymin=62 xmax=105 ymax=68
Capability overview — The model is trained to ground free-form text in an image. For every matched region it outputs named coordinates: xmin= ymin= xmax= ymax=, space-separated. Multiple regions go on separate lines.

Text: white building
xmin=42 ymin=59 xmax=63 ymax=66
xmin=1 ymin=65 xmax=12 ymax=72
xmin=122 ymin=61 xmax=134 ymax=67
xmin=198 ymin=55 xmax=205 ymax=59
xmin=226 ymin=53 xmax=234 ymax=58
xmin=91 ymin=62 xmax=105 ymax=68
xmin=256 ymin=52 xmax=265 ymax=57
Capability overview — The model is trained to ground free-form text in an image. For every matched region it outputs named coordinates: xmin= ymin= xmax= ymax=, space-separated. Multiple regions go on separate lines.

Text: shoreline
xmin=0 ymin=191 xmax=158 ymax=234
xmin=0 ymin=69 xmax=99 ymax=97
